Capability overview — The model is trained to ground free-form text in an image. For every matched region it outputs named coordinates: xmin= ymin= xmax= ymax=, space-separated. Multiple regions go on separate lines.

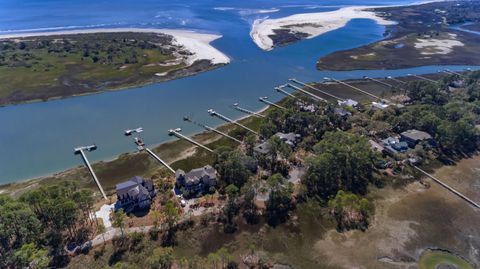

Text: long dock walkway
xmin=259 ymin=97 xmax=286 ymax=110
xmin=286 ymin=83 xmax=326 ymax=102
xmin=184 ymin=116 xmax=242 ymax=144
xmin=169 ymin=129 xmax=214 ymax=153
xmin=233 ymin=104 xmax=265 ymax=118
xmin=325 ymin=77 xmax=382 ymax=101
xmin=144 ymin=147 xmax=175 ymax=174
xmin=75 ymin=148 xmax=107 ymax=200
xmin=208 ymin=109 xmax=259 ymax=136
xmin=413 ymin=165 xmax=480 ymax=209
xmin=290 ymin=78 xmax=343 ymax=101
xmin=275 ymin=85 xmax=297 ymax=98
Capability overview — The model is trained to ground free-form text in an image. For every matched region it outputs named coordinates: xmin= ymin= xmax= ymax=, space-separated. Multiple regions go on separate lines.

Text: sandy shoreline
xmin=0 ymin=27 xmax=230 ymax=65
xmin=250 ymin=6 xmax=396 ymax=51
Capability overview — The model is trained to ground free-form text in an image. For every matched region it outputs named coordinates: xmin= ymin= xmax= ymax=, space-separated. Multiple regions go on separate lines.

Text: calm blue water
xmin=0 ymin=0 xmax=478 ymax=183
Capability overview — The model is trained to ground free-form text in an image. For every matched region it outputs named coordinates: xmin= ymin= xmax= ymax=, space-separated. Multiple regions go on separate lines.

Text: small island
xmin=0 ymin=29 xmax=230 ymax=106
xmin=317 ymin=1 xmax=480 ymax=70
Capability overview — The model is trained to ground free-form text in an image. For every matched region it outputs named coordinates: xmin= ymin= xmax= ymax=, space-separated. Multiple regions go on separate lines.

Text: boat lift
xmin=168 ymin=128 xmax=214 ymax=153
xmin=208 ymin=109 xmax=259 ymax=136
xmin=259 ymin=96 xmax=286 ymax=110
xmin=74 ymin=144 xmax=107 ymax=200
xmin=124 ymin=128 xmax=175 ymax=174
xmin=324 ymin=77 xmax=383 ymax=101
xmin=407 ymin=73 xmax=437 ymax=83
xmin=289 ymin=78 xmax=343 ymax=101
xmin=286 ymin=83 xmax=326 ymax=102
xmin=232 ymin=103 xmax=265 ymax=118
xmin=183 ymin=116 xmax=242 ymax=144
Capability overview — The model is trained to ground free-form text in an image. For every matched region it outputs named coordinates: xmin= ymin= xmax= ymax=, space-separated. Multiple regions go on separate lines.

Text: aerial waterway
xmin=0 ymin=0 xmax=478 ymax=183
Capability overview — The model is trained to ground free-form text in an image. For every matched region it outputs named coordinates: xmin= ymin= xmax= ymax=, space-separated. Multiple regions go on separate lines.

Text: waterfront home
xmin=275 ymin=132 xmax=300 ymax=147
xmin=115 ymin=176 xmax=156 ymax=213
xmin=334 ymin=107 xmax=351 ymax=118
xmin=371 ymin=101 xmax=390 ymax=110
xmin=338 ymin=99 xmax=358 ymax=108
xmin=176 ymin=165 xmax=217 ymax=194
xmin=254 ymin=141 xmax=271 ymax=155
xmin=400 ymin=129 xmax=433 ymax=147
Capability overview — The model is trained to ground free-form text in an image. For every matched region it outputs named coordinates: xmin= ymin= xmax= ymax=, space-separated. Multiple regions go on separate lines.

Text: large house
xmin=175 ymin=165 xmax=217 ymax=194
xmin=400 ymin=129 xmax=433 ymax=147
xmin=115 ymin=176 xmax=156 ymax=213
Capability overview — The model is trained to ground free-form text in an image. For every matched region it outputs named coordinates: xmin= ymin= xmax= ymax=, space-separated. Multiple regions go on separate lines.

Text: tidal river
xmin=0 ymin=0 xmax=478 ymax=183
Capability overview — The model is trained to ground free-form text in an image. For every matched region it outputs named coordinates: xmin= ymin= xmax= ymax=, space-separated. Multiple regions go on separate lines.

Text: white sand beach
xmin=250 ymin=6 xmax=396 ymax=51
xmin=0 ymin=28 xmax=230 ymax=65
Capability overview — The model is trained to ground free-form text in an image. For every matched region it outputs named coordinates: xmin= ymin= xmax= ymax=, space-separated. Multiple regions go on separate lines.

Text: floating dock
xmin=259 ymin=96 xmax=286 ymax=110
xmin=289 ymin=78 xmax=343 ymax=101
xmin=184 ymin=116 xmax=242 ymax=144
xmin=74 ymin=145 xmax=107 ymax=200
xmin=169 ymin=128 xmax=214 ymax=153
xmin=208 ymin=109 xmax=259 ymax=136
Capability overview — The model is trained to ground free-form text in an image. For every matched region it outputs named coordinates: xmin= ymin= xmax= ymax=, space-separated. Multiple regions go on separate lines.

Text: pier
xmin=408 ymin=73 xmax=437 ymax=83
xmin=441 ymin=69 xmax=466 ymax=78
xmin=232 ymin=103 xmax=265 ymax=118
xmin=74 ymin=145 xmax=107 ymax=200
xmin=124 ymin=128 xmax=175 ymax=174
xmin=289 ymin=78 xmax=343 ymax=101
xmin=363 ymin=76 xmax=394 ymax=88
xmin=275 ymin=85 xmax=297 ymax=98
xmin=286 ymin=83 xmax=326 ymax=102
xmin=386 ymin=75 xmax=406 ymax=85
xmin=183 ymin=116 xmax=242 ymax=144
xmin=259 ymin=96 xmax=286 ymax=110
xmin=144 ymin=147 xmax=175 ymax=174
xmin=413 ymin=165 xmax=480 ymax=209
xmin=208 ymin=109 xmax=259 ymax=136
xmin=324 ymin=77 xmax=383 ymax=101
xmin=168 ymin=128 xmax=214 ymax=153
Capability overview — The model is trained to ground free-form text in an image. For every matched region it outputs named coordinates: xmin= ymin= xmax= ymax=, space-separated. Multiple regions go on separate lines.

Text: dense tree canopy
xmin=303 ymin=131 xmax=378 ymax=201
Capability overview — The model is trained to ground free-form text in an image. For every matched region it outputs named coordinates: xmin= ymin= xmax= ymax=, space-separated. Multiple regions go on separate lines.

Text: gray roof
xmin=254 ymin=141 xmax=271 ymax=154
xmin=116 ymin=176 xmax=144 ymax=192
xmin=401 ymin=129 xmax=432 ymax=141
xmin=116 ymin=176 xmax=152 ymax=199
xmin=181 ymin=165 xmax=216 ymax=184
xmin=275 ymin=132 xmax=298 ymax=143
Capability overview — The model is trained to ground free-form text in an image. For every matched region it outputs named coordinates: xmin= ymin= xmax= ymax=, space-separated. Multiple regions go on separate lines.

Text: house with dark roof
xmin=275 ymin=132 xmax=300 ymax=147
xmin=400 ymin=129 xmax=433 ymax=147
xmin=115 ymin=176 xmax=156 ymax=213
xmin=176 ymin=165 xmax=217 ymax=194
